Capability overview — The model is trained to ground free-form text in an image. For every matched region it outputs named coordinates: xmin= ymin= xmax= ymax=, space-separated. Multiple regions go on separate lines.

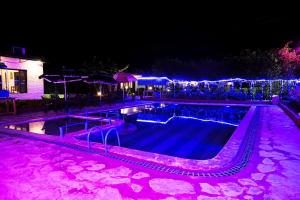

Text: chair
xmin=0 ymin=90 xmax=9 ymax=98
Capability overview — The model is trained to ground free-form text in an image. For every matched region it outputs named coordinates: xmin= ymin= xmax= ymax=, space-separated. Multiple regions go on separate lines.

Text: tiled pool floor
xmin=1 ymin=105 xmax=300 ymax=199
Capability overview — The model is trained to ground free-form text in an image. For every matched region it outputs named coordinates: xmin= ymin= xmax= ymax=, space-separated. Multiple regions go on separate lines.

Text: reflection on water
xmin=5 ymin=117 xmax=103 ymax=136
xmin=120 ymin=107 xmax=140 ymax=115
xmin=136 ymin=104 xmax=249 ymax=126
xmin=28 ymin=121 xmax=45 ymax=134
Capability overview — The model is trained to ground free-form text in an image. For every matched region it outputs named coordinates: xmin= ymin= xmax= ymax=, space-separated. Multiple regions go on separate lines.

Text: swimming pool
xmin=77 ymin=103 xmax=249 ymax=160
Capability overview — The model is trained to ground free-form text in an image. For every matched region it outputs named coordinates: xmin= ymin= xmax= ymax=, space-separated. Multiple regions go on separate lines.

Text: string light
xmin=138 ymin=76 xmax=300 ymax=84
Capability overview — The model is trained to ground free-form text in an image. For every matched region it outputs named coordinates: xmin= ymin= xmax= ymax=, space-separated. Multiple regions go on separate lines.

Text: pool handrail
xmin=59 ymin=121 xmax=89 ymax=137
xmin=104 ymin=128 xmax=120 ymax=154
xmin=87 ymin=126 xmax=104 ymax=149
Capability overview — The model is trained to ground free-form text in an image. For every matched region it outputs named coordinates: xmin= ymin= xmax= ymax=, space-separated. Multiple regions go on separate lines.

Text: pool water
xmin=78 ymin=104 xmax=249 ymax=160
xmin=5 ymin=117 xmax=104 ymax=136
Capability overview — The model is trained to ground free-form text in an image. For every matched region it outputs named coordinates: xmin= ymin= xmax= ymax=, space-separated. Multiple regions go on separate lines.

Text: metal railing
xmin=104 ymin=128 xmax=120 ymax=154
xmin=86 ymin=126 xmax=121 ymax=154
xmin=59 ymin=121 xmax=89 ymax=137
xmin=87 ymin=126 xmax=104 ymax=149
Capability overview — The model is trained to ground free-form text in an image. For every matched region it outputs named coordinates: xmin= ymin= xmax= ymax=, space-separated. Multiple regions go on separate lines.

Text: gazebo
xmin=137 ymin=76 xmax=172 ymax=98
xmin=82 ymin=74 xmax=118 ymax=103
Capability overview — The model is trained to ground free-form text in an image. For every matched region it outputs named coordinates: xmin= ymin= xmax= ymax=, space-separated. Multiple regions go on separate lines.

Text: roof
xmin=0 ymin=52 xmax=43 ymax=63
xmin=137 ymin=76 xmax=172 ymax=85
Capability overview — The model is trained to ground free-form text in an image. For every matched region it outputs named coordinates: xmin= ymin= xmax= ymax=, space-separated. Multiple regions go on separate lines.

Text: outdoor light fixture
xmin=139 ymin=76 xmax=300 ymax=84
xmin=125 ymin=85 xmax=128 ymax=90
xmin=159 ymin=103 xmax=166 ymax=108
xmin=227 ymin=82 xmax=234 ymax=86
xmin=97 ymin=91 xmax=102 ymax=96
xmin=148 ymin=86 xmax=153 ymax=90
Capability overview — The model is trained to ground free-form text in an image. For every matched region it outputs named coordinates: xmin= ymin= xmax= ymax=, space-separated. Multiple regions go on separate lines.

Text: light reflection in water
xmin=29 ymin=121 xmax=45 ymax=134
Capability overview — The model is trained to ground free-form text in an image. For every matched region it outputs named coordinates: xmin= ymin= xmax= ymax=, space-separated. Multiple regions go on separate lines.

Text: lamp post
xmin=97 ymin=84 xmax=102 ymax=104
xmin=125 ymin=85 xmax=128 ymax=101
xmin=64 ymin=76 xmax=67 ymax=101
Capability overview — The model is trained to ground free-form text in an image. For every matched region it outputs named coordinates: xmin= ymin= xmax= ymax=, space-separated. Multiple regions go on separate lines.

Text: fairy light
xmin=138 ymin=76 xmax=300 ymax=85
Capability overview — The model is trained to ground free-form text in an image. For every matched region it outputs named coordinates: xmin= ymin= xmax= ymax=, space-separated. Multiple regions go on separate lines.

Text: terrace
xmin=1 ymin=101 xmax=300 ymax=199
xmin=2 ymin=56 xmax=300 ymax=199
xmin=1 ymin=14 xmax=300 ymax=199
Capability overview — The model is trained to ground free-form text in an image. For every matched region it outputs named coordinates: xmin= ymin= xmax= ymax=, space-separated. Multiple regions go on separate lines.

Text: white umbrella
xmin=39 ymin=74 xmax=82 ymax=101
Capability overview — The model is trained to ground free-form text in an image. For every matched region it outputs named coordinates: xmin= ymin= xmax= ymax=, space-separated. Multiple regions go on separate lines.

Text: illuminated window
xmin=0 ymin=69 xmax=27 ymax=93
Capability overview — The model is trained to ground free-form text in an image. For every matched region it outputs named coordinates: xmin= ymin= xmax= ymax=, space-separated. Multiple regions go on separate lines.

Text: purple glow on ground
xmin=1 ymin=106 xmax=300 ymax=199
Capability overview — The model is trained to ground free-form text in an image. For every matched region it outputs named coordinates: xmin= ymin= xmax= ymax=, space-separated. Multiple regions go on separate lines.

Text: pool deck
xmin=1 ymin=104 xmax=300 ymax=199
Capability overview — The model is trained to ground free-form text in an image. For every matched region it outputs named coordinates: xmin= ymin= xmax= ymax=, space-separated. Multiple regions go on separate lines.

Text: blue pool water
xmin=78 ymin=103 xmax=249 ymax=160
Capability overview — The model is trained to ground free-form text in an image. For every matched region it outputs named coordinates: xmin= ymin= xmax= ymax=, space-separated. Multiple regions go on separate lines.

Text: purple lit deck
xmin=1 ymin=105 xmax=300 ymax=199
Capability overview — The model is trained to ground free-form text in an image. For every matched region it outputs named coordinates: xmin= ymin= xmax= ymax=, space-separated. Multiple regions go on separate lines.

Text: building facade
xmin=0 ymin=56 xmax=44 ymax=100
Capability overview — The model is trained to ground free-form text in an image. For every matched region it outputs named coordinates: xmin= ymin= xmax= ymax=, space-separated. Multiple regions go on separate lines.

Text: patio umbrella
xmin=39 ymin=74 xmax=82 ymax=101
xmin=83 ymin=74 xmax=118 ymax=103
xmin=113 ymin=72 xmax=137 ymax=83
xmin=113 ymin=72 xmax=137 ymax=101
xmin=83 ymin=74 xmax=118 ymax=85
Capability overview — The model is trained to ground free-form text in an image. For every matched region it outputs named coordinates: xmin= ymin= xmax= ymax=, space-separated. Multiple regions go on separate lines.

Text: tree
xmin=223 ymin=42 xmax=300 ymax=79
xmin=278 ymin=41 xmax=300 ymax=78
xmin=81 ymin=56 xmax=129 ymax=75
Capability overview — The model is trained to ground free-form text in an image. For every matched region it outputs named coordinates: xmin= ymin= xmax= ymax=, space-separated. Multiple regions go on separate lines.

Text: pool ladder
xmin=87 ymin=126 xmax=121 ymax=154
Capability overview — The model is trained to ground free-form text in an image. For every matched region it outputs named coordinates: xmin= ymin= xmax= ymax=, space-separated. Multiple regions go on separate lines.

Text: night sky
xmin=1 ymin=8 xmax=299 ymax=78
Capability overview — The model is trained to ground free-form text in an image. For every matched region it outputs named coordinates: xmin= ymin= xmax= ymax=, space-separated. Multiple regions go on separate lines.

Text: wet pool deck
xmin=1 ymin=105 xmax=300 ymax=199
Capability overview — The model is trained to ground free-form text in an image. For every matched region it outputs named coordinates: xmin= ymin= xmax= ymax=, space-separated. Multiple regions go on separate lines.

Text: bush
xmin=16 ymin=100 xmax=45 ymax=113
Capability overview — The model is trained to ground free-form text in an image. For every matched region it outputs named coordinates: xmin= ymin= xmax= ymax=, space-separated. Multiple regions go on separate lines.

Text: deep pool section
xmin=78 ymin=104 xmax=249 ymax=160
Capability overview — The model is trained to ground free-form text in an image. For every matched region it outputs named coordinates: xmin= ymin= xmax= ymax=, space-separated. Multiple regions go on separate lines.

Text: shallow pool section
xmin=77 ymin=104 xmax=249 ymax=160
xmin=5 ymin=117 xmax=104 ymax=136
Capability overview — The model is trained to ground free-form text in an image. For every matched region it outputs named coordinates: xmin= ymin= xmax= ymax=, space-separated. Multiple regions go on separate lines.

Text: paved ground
xmin=1 ymin=106 xmax=300 ymax=199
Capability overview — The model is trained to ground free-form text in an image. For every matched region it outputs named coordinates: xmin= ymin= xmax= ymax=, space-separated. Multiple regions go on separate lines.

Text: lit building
xmin=0 ymin=56 xmax=44 ymax=100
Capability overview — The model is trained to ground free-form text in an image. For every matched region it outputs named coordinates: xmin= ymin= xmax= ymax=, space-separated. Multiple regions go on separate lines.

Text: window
xmin=0 ymin=69 xmax=27 ymax=93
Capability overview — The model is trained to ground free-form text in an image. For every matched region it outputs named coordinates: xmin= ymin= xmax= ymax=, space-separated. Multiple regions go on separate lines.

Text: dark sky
xmin=1 ymin=7 xmax=299 ymax=76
